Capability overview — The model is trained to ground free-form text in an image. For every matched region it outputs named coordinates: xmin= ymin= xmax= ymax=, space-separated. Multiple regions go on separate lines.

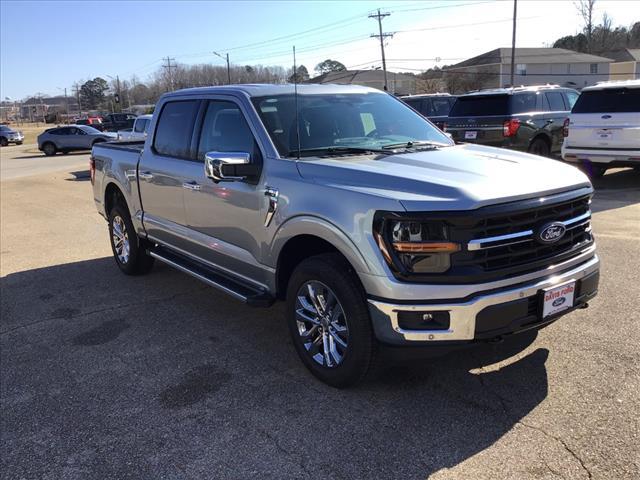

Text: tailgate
xmin=567 ymin=112 xmax=640 ymax=149
xmin=446 ymin=116 xmax=507 ymax=145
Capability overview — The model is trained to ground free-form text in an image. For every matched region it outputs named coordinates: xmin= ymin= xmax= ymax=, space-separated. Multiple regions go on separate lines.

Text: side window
xmin=404 ymin=99 xmax=421 ymax=111
xmin=431 ymin=98 xmax=452 ymax=116
xmin=565 ymin=91 xmax=579 ymax=109
xmin=546 ymin=92 xmax=566 ymax=111
xmin=197 ymin=101 xmax=256 ymax=160
xmin=153 ymin=100 xmax=199 ymax=158
xmin=134 ymin=120 xmax=145 ymax=133
xmin=56 ymin=127 xmax=71 ymax=135
xmin=511 ymin=93 xmax=537 ymax=113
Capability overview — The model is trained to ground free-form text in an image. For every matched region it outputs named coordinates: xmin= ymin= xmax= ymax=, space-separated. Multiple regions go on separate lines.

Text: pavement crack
xmin=518 ymin=421 xmax=593 ymax=479
xmin=254 ymin=427 xmax=315 ymax=478
xmin=0 ymin=286 xmax=209 ymax=336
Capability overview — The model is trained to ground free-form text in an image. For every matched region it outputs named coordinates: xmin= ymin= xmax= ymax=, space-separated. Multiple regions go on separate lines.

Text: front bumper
xmin=368 ymin=254 xmax=599 ymax=345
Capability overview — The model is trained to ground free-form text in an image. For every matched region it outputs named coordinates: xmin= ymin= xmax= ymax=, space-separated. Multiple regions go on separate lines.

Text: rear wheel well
xmin=529 ymin=134 xmax=551 ymax=149
xmin=104 ymin=183 xmax=126 ymax=216
xmin=276 ymin=235 xmax=355 ymax=300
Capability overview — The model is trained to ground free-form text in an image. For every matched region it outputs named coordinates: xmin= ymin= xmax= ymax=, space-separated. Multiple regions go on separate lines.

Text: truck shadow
xmin=1 ymin=257 xmax=549 ymax=479
xmin=590 ymin=168 xmax=639 ymax=213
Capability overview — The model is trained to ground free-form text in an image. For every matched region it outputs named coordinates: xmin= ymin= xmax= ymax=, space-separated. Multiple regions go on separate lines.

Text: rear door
xmin=138 ymin=99 xmax=200 ymax=249
xmin=542 ymin=91 xmax=569 ymax=152
xmin=180 ymin=98 xmax=268 ymax=282
xmin=567 ymin=87 xmax=640 ymax=149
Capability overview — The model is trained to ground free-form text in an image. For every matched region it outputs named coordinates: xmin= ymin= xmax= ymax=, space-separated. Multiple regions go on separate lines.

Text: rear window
xmin=449 ymin=95 xmax=510 ymax=116
xmin=153 ymin=101 xmax=199 ymax=158
xmin=572 ymin=88 xmax=640 ymax=113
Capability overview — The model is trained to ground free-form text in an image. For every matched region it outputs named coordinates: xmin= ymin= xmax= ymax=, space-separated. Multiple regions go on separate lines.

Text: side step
xmin=148 ymin=247 xmax=275 ymax=308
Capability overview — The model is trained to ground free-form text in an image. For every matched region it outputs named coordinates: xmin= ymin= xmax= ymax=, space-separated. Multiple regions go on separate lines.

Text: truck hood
xmin=296 ymin=143 xmax=592 ymax=211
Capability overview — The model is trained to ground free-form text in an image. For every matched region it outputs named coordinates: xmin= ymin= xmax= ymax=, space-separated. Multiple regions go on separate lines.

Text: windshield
xmin=251 ymin=92 xmax=452 ymax=157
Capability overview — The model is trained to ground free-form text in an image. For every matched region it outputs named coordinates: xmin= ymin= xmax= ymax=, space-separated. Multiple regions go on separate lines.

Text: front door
xmin=138 ymin=99 xmax=200 ymax=250
xmin=181 ymin=98 xmax=269 ymax=286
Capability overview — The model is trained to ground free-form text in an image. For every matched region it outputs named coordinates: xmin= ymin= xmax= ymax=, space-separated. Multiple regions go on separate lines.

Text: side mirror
xmin=204 ymin=151 xmax=258 ymax=182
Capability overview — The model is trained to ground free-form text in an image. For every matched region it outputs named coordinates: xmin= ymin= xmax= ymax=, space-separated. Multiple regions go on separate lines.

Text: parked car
xmin=0 ymin=124 xmax=24 ymax=146
xmin=91 ymin=84 xmax=598 ymax=387
xmin=38 ymin=125 xmax=116 ymax=156
xmin=561 ymin=79 xmax=640 ymax=178
xmin=76 ymin=117 xmax=104 ymax=131
xmin=100 ymin=113 xmax=137 ymax=132
xmin=117 ymin=114 xmax=152 ymax=141
xmin=447 ymin=85 xmax=579 ymax=157
xmin=400 ymin=93 xmax=457 ymax=130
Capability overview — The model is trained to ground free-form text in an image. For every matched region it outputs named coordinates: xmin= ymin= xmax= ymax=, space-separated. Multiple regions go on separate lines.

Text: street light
xmin=213 ymin=51 xmax=231 ymax=85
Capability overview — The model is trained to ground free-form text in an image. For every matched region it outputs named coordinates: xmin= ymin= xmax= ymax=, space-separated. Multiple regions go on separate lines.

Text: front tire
xmin=286 ymin=253 xmax=376 ymax=388
xmin=108 ymin=203 xmax=154 ymax=275
xmin=42 ymin=142 xmax=57 ymax=156
xmin=0 ymin=137 xmax=8 ymax=147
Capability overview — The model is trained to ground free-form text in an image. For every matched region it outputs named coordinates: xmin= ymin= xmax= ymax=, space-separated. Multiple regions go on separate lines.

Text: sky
xmin=0 ymin=0 xmax=635 ymax=100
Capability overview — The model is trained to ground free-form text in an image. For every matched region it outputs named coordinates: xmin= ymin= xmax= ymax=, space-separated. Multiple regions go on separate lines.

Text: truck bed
xmin=95 ymin=140 xmax=145 ymax=154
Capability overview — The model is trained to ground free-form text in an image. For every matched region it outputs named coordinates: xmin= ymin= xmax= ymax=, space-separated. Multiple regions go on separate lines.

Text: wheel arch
xmin=104 ymin=182 xmax=128 ymax=217
xmin=271 ymin=217 xmax=374 ymax=300
xmin=528 ymin=132 xmax=551 ymax=151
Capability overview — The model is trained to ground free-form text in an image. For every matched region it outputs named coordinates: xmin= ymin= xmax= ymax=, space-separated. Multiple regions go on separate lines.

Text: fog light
xmin=397 ymin=311 xmax=450 ymax=331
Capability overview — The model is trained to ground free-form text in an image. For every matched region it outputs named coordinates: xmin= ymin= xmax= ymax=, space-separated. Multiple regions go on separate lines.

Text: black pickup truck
xmin=100 ymin=113 xmax=137 ymax=132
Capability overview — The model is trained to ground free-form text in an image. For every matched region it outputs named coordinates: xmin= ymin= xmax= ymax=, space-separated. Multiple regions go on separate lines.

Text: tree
xmin=575 ymin=0 xmax=597 ymax=52
xmin=79 ymin=77 xmax=108 ymax=110
xmin=314 ymin=59 xmax=346 ymax=75
xmin=288 ymin=65 xmax=309 ymax=83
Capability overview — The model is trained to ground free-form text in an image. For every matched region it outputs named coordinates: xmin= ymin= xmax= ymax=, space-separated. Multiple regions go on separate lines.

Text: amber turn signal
xmin=392 ymin=242 xmax=460 ymax=253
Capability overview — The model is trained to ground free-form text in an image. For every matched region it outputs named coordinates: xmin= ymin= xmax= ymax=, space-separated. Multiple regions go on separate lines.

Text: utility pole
xmin=73 ymin=83 xmax=82 ymax=117
xmin=116 ymin=75 xmax=122 ymax=112
xmin=510 ymin=0 xmax=517 ymax=87
xmin=369 ymin=9 xmax=393 ymax=91
xmin=213 ymin=51 xmax=231 ymax=85
xmin=64 ymin=87 xmax=69 ymax=124
xmin=162 ymin=57 xmax=177 ymax=91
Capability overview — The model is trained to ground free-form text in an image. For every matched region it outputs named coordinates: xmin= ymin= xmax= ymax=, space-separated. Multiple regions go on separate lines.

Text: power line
xmin=369 ymin=9 xmax=393 ymax=91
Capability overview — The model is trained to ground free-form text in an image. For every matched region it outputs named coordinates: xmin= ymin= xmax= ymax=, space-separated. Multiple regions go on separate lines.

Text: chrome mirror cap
xmin=204 ymin=151 xmax=251 ymax=182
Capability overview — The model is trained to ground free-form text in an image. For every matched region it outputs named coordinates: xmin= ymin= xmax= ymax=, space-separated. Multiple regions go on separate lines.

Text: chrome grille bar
xmin=467 ymin=211 xmax=591 ymax=251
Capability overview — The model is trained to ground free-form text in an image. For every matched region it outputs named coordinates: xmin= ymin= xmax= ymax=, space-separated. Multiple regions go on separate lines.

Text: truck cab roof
xmin=163 ymin=83 xmax=382 ymax=99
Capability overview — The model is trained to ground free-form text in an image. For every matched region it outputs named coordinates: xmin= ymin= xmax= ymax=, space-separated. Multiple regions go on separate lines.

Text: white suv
xmin=561 ymin=79 xmax=640 ymax=178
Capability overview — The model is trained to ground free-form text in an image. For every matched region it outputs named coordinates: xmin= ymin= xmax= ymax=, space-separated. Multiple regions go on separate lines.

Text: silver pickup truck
xmin=90 ymin=84 xmax=599 ymax=387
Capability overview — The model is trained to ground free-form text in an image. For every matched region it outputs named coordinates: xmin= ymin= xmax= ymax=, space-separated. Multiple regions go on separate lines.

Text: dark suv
xmin=446 ymin=86 xmax=579 ymax=157
xmin=400 ymin=93 xmax=457 ymax=130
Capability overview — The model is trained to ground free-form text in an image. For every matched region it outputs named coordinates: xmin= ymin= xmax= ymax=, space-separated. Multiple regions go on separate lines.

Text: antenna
xmin=293 ymin=46 xmax=301 ymax=160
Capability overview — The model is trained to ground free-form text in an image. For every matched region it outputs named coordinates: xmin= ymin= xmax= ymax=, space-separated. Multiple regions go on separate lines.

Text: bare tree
xmin=575 ymin=0 xmax=596 ymax=52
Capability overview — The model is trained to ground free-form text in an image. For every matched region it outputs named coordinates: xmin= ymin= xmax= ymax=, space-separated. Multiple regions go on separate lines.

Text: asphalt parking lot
xmin=1 ymin=144 xmax=639 ymax=480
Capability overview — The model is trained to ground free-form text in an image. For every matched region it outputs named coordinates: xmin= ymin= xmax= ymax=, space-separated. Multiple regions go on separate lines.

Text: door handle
xmin=264 ymin=187 xmax=279 ymax=227
xmin=139 ymin=171 xmax=154 ymax=180
xmin=546 ymin=119 xmax=554 ymax=124
xmin=182 ymin=181 xmax=201 ymax=191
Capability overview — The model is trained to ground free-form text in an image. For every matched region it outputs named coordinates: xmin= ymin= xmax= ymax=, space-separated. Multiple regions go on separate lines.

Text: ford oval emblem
xmin=537 ymin=222 xmax=566 ymax=244
xmin=552 ymin=297 xmax=566 ymax=307
xmin=601 ymin=114 xmax=612 ymax=119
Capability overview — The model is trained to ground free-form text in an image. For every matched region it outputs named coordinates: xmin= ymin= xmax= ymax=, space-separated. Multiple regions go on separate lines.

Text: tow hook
xmin=579 ymin=302 xmax=589 ymax=309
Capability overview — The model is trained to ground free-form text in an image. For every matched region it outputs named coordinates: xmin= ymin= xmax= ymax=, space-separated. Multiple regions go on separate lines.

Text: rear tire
xmin=286 ymin=253 xmax=377 ymax=388
xmin=42 ymin=142 xmax=57 ymax=156
xmin=108 ymin=203 xmax=154 ymax=275
xmin=528 ymin=137 xmax=550 ymax=157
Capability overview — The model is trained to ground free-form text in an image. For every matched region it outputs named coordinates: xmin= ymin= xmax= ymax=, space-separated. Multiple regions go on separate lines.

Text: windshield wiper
xmin=288 ymin=146 xmax=387 ymax=157
xmin=381 ymin=141 xmax=445 ymax=150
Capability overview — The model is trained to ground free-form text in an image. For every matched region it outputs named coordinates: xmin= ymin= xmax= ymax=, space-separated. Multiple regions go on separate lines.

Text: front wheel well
xmin=104 ymin=183 xmax=127 ymax=217
xmin=276 ymin=235 xmax=356 ymax=300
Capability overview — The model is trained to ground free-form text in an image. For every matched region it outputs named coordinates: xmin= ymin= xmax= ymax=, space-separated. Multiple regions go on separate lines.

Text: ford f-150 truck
xmin=91 ymin=84 xmax=599 ymax=387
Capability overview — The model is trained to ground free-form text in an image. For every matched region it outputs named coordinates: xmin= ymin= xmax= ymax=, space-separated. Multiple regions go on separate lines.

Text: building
xmin=307 ymin=70 xmax=417 ymax=95
xmin=444 ymin=48 xmax=614 ymax=91
xmin=20 ymin=95 xmax=80 ymax=122
xmin=602 ymin=48 xmax=640 ymax=81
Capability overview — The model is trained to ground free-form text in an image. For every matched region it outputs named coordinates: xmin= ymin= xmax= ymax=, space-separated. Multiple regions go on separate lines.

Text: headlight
xmin=374 ymin=215 xmax=460 ymax=274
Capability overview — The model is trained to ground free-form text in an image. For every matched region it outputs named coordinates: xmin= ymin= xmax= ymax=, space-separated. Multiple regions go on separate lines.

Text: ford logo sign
xmin=537 ymin=222 xmax=566 ymax=244
xmin=601 ymin=114 xmax=612 ymax=119
xmin=552 ymin=297 xmax=566 ymax=307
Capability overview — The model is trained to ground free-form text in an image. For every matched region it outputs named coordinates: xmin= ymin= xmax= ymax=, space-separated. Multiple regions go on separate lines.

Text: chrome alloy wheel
xmin=295 ymin=281 xmax=349 ymax=368
xmin=112 ymin=215 xmax=130 ymax=264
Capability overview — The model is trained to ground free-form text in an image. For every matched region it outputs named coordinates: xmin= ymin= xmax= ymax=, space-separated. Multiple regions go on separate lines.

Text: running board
xmin=148 ymin=247 xmax=275 ymax=307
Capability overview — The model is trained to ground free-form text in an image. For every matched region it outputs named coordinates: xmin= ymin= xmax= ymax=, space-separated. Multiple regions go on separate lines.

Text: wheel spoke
xmin=322 ymin=332 xmax=332 ymax=367
xmin=329 ymin=330 xmax=347 ymax=349
xmin=328 ymin=335 xmax=343 ymax=365
xmin=297 ymin=295 xmax=318 ymax=316
xmin=307 ymin=283 xmax=325 ymax=316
